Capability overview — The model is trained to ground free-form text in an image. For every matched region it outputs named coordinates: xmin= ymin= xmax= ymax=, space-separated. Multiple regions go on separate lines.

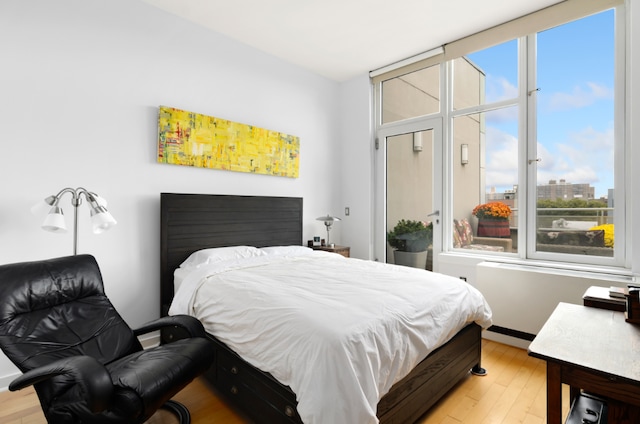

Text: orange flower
xmin=472 ymin=202 xmax=512 ymax=220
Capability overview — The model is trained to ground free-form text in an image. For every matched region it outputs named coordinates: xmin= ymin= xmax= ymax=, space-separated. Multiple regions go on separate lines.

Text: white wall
xmin=0 ymin=0 xmax=342 ymax=386
xmin=338 ymin=75 xmax=373 ymax=259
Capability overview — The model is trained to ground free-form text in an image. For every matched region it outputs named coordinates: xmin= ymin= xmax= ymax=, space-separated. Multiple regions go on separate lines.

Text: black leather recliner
xmin=0 ymin=254 xmax=214 ymax=423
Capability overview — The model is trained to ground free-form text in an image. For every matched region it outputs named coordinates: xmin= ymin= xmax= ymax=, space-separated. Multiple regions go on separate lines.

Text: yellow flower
xmin=590 ymin=223 xmax=614 ymax=247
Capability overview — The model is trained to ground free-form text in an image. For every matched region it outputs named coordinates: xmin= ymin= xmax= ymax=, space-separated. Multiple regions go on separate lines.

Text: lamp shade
xmin=31 ymin=195 xmax=57 ymax=216
xmin=316 ymin=215 xmax=341 ymax=223
xmin=90 ymin=207 xmax=117 ymax=234
xmin=316 ymin=214 xmax=341 ymax=246
xmin=93 ymin=195 xmax=108 ymax=208
xmin=41 ymin=206 xmax=67 ymax=233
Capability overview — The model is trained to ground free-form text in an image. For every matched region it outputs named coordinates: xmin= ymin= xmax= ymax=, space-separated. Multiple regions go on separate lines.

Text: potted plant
xmin=387 ymin=219 xmax=433 ymax=269
xmin=472 ymin=202 xmax=512 ymax=237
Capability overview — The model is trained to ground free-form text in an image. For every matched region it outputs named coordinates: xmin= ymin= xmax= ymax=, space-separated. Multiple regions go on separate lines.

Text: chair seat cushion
xmin=106 ymin=338 xmax=213 ymax=421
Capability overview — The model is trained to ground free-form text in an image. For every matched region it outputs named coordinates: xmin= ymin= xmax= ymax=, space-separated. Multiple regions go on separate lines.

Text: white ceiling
xmin=141 ymin=0 xmax=563 ymax=82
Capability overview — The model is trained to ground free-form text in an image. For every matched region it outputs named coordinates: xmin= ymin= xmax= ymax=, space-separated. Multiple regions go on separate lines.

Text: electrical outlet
xmin=345 ymin=207 xmax=350 ymax=216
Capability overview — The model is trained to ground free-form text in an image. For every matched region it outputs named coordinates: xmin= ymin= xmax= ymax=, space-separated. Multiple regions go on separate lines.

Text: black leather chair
xmin=0 ymin=255 xmax=214 ymax=423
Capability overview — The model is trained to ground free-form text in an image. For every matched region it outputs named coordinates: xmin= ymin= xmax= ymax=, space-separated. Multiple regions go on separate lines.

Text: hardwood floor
xmin=0 ymin=339 xmax=569 ymax=424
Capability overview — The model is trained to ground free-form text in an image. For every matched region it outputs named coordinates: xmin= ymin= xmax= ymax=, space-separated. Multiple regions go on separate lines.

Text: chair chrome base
xmin=162 ymin=400 xmax=191 ymax=423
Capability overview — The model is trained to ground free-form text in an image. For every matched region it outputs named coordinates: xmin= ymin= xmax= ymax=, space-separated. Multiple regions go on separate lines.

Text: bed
xmin=160 ymin=193 xmax=491 ymax=424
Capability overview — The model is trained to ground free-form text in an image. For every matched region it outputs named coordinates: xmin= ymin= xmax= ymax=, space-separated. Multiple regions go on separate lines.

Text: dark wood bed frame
xmin=160 ymin=193 xmax=484 ymax=423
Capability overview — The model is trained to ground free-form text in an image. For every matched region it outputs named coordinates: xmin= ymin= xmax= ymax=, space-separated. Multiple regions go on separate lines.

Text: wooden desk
xmin=528 ymin=302 xmax=640 ymax=424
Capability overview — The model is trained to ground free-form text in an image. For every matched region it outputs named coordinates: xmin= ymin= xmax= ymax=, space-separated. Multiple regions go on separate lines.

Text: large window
xmin=451 ymin=8 xmax=622 ymax=266
xmin=533 ymin=10 xmax=617 ymax=262
xmin=375 ymin=3 xmax=626 ymax=270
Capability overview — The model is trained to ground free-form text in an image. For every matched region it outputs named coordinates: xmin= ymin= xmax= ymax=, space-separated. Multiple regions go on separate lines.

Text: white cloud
xmin=484 ymin=124 xmax=614 ymax=197
xmin=546 ymin=82 xmax=613 ymax=112
xmin=537 ymin=127 xmax=613 ymax=197
xmin=485 ymin=126 xmax=518 ymax=189
xmin=485 ymin=74 xmax=518 ymax=103
xmin=485 ymin=105 xmax=518 ymax=124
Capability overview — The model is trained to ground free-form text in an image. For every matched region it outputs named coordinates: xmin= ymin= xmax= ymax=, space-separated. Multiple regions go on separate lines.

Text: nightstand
xmin=582 ymin=285 xmax=626 ymax=312
xmin=312 ymin=245 xmax=350 ymax=258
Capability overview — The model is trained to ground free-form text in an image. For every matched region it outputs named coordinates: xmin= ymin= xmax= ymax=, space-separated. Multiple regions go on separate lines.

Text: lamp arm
xmin=52 ymin=187 xmax=78 ymax=204
xmin=74 ymin=187 xmax=96 ymax=205
xmin=55 ymin=188 xmax=95 ymax=255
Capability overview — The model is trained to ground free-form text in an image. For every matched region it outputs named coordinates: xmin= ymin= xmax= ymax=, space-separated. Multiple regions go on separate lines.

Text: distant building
xmin=487 ymin=185 xmax=517 ymax=209
xmin=536 ymin=179 xmax=594 ymax=201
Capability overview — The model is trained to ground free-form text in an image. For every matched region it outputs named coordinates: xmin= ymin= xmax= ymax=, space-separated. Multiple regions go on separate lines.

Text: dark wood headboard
xmin=160 ymin=193 xmax=303 ymax=316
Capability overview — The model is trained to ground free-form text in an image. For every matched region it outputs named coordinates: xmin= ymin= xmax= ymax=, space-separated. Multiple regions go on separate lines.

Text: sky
xmin=466 ymin=9 xmax=615 ymax=199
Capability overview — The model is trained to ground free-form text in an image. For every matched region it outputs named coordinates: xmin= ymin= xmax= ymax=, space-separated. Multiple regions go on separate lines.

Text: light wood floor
xmin=0 ymin=339 xmax=569 ymax=424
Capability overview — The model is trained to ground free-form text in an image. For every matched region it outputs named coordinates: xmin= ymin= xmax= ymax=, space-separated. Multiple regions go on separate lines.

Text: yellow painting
xmin=157 ymin=106 xmax=300 ymax=178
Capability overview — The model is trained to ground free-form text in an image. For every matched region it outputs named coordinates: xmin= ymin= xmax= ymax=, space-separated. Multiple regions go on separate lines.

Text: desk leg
xmin=546 ymin=361 xmax=562 ymax=424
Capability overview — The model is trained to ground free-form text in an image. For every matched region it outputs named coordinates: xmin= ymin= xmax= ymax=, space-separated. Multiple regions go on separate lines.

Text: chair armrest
xmin=133 ymin=315 xmax=206 ymax=338
xmin=9 ymin=356 xmax=112 ymax=413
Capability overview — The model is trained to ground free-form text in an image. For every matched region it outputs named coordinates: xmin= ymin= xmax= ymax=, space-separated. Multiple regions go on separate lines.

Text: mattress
xmin=170 ymin=248 xmax=492 ymax=424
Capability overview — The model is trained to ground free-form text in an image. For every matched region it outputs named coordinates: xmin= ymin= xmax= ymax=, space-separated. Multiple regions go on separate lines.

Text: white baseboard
xmin=0 ymin=373 xmax=18 ymax=393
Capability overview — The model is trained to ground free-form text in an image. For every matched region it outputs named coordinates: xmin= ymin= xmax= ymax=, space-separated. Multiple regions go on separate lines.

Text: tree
xmin=537 ymin=198 xmax=607 ymax=216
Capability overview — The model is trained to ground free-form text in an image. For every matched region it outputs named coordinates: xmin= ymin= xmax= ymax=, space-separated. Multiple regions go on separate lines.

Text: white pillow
xmin=179 ymin=246 xmax=265 ymax=269
xmin=260 ymin=245 xmax=314 ymax=256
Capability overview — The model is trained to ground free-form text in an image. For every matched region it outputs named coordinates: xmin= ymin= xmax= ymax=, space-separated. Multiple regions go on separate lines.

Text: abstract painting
xmin=157 ymin=106 xmax=300 ymax=178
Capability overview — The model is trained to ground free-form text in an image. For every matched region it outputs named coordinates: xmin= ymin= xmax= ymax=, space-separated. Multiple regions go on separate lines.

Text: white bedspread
xmin=170 ymin=251 xmax=492 ymax=424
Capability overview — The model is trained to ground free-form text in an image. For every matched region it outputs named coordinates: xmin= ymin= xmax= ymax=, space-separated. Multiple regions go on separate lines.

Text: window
xmin=451 ymin=40 xmax=520 ymax=255
xmin=451 ymin=7 xmax=622 ymax=266
xmin=533 ymin=10 xmax=616 ymax=261
xmin=374 ymin=2 xmax=626 ymax=270
xmin=381 ymin=65 xmax=440 ymax=124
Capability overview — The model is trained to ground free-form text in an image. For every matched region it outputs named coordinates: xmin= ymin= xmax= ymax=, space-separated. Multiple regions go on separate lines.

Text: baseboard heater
xmin=476 ymin=261 xmax=628 ymax=339
xmin=486 ymin=325 xmax=536 ymax=341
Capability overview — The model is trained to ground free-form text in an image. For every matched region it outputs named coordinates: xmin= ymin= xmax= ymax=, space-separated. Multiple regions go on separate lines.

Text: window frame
xmin=522 ymin=7 xmax=627 ymax=268
xmin=372 ymin=1 xmax=629 ymax=273
xmin=446 ymin=6 xmax=627 ymax=269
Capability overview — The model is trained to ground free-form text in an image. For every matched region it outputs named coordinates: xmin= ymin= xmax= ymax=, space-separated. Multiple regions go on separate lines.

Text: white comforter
xmin=170 ymin=251 xmax=492 ymax=424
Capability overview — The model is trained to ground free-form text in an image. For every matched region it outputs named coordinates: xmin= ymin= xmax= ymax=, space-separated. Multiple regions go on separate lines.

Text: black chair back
xmin=0 ymin=255 xmax=142 ymax=412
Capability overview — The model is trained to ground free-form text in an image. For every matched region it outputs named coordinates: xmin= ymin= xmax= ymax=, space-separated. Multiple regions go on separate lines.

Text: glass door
xmin=374 ymin=118 xmax=443 ymax=270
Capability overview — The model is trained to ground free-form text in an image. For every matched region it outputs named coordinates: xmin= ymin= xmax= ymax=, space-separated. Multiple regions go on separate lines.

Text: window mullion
xmin=450 ymin=98 xmax=519 ymax=119
xmin=524 ymin=34 xmax=537 ymax=259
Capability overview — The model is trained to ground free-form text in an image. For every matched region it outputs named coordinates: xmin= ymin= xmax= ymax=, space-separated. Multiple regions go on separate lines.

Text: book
xmin=609 ymin=286 xmax=628 ymax=299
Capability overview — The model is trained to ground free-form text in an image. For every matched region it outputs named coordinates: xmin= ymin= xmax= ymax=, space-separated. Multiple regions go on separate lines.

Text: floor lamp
xmin=31 ymin=187 xmax=117 ymax=255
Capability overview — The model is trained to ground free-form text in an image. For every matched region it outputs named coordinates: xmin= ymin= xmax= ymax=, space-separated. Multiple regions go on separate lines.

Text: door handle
xmin=427 ymin=210 xmax=440 ymax=224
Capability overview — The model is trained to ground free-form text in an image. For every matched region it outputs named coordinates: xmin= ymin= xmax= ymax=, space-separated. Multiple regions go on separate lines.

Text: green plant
xmin=387 ymin=219 xmax=433 ymax=252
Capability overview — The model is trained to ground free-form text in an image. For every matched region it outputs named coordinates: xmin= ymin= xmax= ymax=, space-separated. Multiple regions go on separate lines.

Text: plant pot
xmin=393 ymin=250 xmax=428 ymax=269
xmin=477 ymin=220 xmax=510 ymax=238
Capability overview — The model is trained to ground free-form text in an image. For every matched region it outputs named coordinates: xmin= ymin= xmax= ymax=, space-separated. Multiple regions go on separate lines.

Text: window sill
xmin=438 ymin=250 xmax=635 ymax=284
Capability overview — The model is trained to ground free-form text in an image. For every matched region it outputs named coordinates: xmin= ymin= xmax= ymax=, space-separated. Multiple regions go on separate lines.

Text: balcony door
xmin=374 ymin=118 xmax=443 ymax=270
